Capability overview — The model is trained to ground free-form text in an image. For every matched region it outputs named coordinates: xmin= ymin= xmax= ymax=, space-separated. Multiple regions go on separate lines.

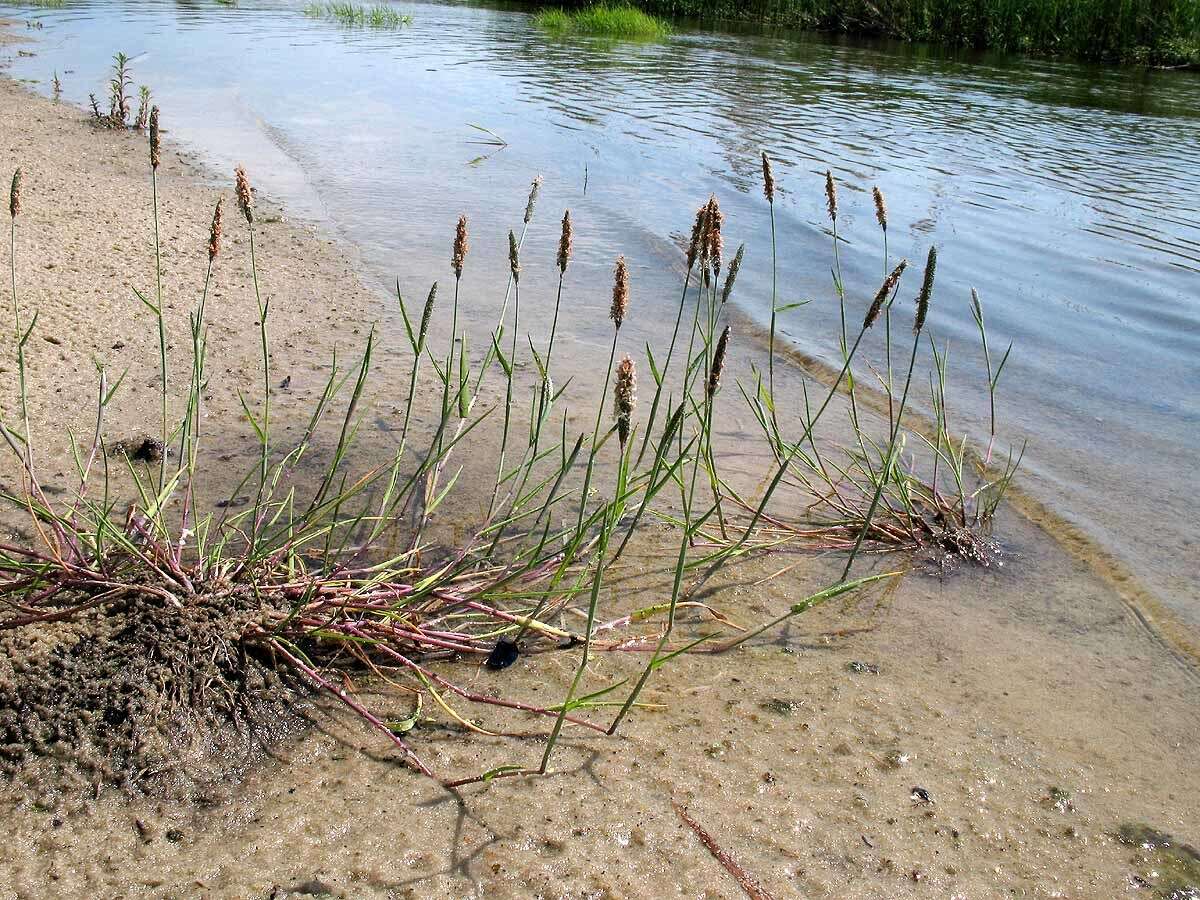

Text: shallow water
xmin=4 ymin=0 xmax=1200 ymax=633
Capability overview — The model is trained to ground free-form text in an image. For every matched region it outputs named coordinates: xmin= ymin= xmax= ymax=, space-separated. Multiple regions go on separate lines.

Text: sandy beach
xmin=2 ymin=31 xmax=1199 ymax=900
xmin=0 ymin=59 xmax=382 ymax=467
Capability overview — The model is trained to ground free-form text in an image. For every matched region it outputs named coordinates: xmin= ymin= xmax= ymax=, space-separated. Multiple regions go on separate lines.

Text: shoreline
xmin=2 ymin=44 xmax=1199 ymax=900
xmin=7 ymin=7 xmax=1199 ymax=674
xmin=758 ymin=329 xmax=1200 ymax=674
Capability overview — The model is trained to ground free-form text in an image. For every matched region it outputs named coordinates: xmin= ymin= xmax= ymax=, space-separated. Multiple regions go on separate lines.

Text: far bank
xmin=525 ymin=0 xmax=1200 ymax=66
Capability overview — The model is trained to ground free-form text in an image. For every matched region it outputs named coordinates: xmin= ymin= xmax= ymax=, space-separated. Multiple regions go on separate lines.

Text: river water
xmin=4 ymin=0 xmax=1200 ymax=633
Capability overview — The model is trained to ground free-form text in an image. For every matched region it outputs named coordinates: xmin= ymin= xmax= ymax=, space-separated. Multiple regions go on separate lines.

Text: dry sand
xmin=0 ymin=42 xmax=384 ymax=480
xmin=1 ymin=57 xmax=1199 ymax=900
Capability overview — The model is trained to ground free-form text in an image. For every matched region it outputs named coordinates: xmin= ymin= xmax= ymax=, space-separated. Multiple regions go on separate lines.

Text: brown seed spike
xmin=234 ymin=166 xmax=254 ymax=224
xmin=706 ymin=195 xmax=724 ymax=278
xmin=8 ymin=168 xmax=20 ymax=219
xmin=721 ymin=244 xmax=744 ymax=305
xmin=761 ymin=151 xmax=775 ymax=204
xmin=452 ymin=215 xmax=468 ymax=278
xmin=873 ymin=186 xmax=888 ymax=232
xmin=508 ymin=229 xmax=520 ymax=282
xmin=611 ymin=256 xmax=629 ymax=330
xmin=708 ymin=326 xmax=730 ymax=400
xmin=825 ymin=170 xmax=837 ymax=223
xmin=557 ymin=210 xmax=572 ymax=274
xmin=613 ymin=355 xmax=636 ymax=449
xmin=207 ymin=197 xmax=223 ymax=262
xmin=149 ymin=106 xmax=161 ymax=171
xmin=686 ymin=204 xmax=707 ymax=271
xmin=914 ymin=246 xmax=938 ymax=334
xmin=863 ymin=259 xmax=907 ymax=329
xmin=524 ymin=175 xmax=542 ymax=225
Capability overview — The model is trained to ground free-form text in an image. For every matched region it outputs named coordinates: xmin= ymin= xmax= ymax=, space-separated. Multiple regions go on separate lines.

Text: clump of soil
xmin=108 ymin=434 xmax=168 ymax=463
xmin=921 ymin=523 xmax=1005 ymax=573
xmin=0 ymin=585 xmax=303 ymax=806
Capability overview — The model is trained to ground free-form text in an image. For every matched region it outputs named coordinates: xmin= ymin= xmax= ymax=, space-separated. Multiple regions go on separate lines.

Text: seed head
xmin=149 ymin=106 xmax=161 ymax=171
xmin=610 ymin=256 xmax=630 ymax=329
xmin=613 ymin=355 xmax=636 ymax=449
xmin=524 ymin=175 xmax=542 ymax=225
xmin=708 ymin=326 xmax=731 ymax=400
xmin=8 ymin=168 xmax=20 ymax=219
xmin=417 ymin=282 xmax=437 ymax=353
xmin=720 ymin=243 xmax=744 ymax=305
xmin=235 ymin=165 xmax=254 ymax=224
xmin=686 ymin=204 xmax=707 ymax=271
xmin=557 ymin=209 xmax=572 ymax=274
xmin=705 ymin=195 xmax=724 ymax=278
xmin=452 ymin=215 xmax=468 ymax=278
xmin=824 ymin=170 xmax=837 ymax=223
xmin=207 ymin=197 xmax=223 ymax=262
xmin=872 ymin=186 xmax=888 ymax=232
xmin=914 ymin=246 xmax=937 ymax=334
xmin=508 ymin=229 xmax=520 ymax=282
xmin=761 ymin=151 xmax=775 ymax=204
xmin=863 ymin=259 xmax=907 ymax=329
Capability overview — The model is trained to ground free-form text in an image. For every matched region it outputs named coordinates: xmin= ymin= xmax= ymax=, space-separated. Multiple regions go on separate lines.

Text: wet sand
xmin=1 ymin=43 xmax=1199 ymax=900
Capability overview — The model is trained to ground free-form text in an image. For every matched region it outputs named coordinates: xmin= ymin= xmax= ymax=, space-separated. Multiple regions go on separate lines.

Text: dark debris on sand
xmin=108 ymin=435 xmax=169 ymax=463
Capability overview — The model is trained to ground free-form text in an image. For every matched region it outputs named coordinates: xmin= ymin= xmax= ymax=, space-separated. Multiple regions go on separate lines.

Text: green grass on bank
xmin=302 ymin=2 xmax=411 ymax=28
xmin=535 ymin=4 xmax=672 ymax=40
xmin=536 ymin=0 xmax=1200 ymax=65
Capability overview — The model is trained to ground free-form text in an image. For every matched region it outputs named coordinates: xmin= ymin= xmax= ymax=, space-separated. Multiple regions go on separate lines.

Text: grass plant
xmin=302 ymin=2 xmax=412 ymax=28
xmin=0 ymin=72 xmax=1022 ymax=792
xmin=134 ymin=85 xmax=151 ymax=132
xmin=87 ymin=52 xmax=144 ymax=131
xmin=107 ymin=51 xmax=131 ymax=128
xmin=535 ymin=4 xmax=672 ymax=40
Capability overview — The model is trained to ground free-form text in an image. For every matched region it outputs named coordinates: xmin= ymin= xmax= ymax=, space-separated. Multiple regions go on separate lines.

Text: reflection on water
xmin=4 ymin=0 xmax=1200 ymax=627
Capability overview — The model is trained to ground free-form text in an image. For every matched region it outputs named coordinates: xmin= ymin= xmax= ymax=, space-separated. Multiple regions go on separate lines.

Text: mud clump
xmin=918 ymin=524 xmax=1006 ymax=574
xmin=0 ymin=585 xmax=303 ymax=806
xmin=108 ymin=435 xmax=168 ymax=463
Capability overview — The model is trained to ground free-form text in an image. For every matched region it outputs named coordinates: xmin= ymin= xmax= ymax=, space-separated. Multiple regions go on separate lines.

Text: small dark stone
xmin=760 ymin=698 xmax=800 ymax=716
xmin=165 ymin=827 xmax=184 ymax=842
xmin=291 ymin=879 xmax=335 ymax=896
xmin=485 ymin=636 xmax=519 ymax=670
xmin=131 ymin=437 xmax=165 ymax=463
xmin=910 ymin=786 xmax=933 ymax=805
